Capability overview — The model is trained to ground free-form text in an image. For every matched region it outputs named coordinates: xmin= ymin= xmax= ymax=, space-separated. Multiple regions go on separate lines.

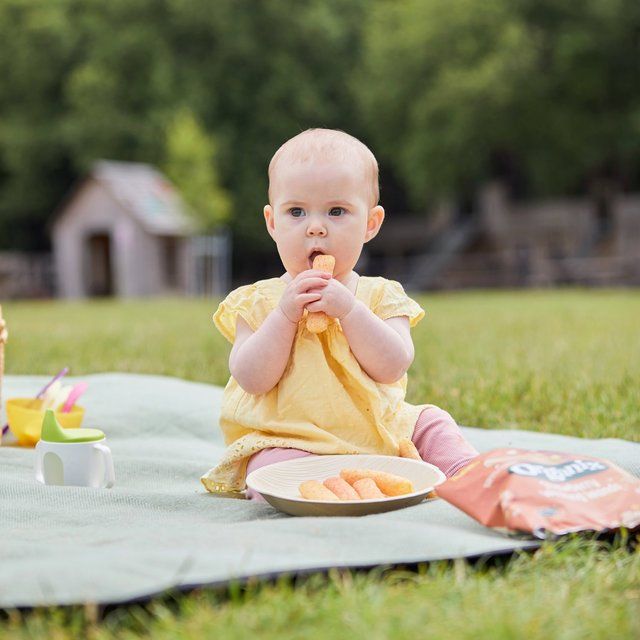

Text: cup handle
xmin=34 ymin=450 xmax=45 ymax=484
xmin=94 ymin=442 xmax=115 ymax=489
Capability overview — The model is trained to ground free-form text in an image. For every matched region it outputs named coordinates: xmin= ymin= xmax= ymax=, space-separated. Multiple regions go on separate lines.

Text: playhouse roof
xmin=89 ymin=160 xmax=197 ymax=236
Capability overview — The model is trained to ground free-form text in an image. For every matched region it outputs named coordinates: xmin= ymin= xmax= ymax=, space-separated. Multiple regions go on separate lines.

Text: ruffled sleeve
xmin=372 ymin=279 xmax=426 ymax=328
xmin=212 ymin=283 xmax=272 ymax=343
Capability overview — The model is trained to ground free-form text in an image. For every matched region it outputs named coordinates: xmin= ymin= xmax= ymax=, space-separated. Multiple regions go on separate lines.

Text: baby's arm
xmin=229 ymin=310 xmax=298 ymax=395
xmin=340 ymin=302 xmax=415 ymax=384
xmin=229 ymin=269 xmax=331 ymax=395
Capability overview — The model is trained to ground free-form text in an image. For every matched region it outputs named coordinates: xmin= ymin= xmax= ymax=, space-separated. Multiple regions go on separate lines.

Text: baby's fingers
xmin=305 ymin=300 xmax=324 ymax=313
xmin=295 ymin=269 xmax=332 ymax=283
xmin=297 ymin=293 xmax=322 ymax=307
xmin=297 ymin=277 xmax=330 ymax=293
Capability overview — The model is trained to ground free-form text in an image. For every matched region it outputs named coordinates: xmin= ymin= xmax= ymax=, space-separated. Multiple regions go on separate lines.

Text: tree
xmin=357 ymin=0 xmax=640 ymax=208
xmin=163 ymin=108 xmax=231 ymax=231
xmin=0 ymin=0 xmax=369 ymax=255
xmin=162 ymin=0 xmax=369 ymax=253
xmin=0 ymin=0 xmax=79 ymax=249
xmin=0 ymin=0 xmax=179 ymax=249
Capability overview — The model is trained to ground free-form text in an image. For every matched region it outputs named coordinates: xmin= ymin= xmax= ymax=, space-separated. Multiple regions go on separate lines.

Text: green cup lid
xmin=41 ymin=409 xmax=105 ymax=443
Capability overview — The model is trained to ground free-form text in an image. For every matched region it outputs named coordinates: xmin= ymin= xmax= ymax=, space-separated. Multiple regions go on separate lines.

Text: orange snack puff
xmin=306 ymin=254 xmax=335 ymax=334
xmin=397 ymin=440 xmax=438 ymax=499
xmin=353 ymin=478 xmax=386 ymax=499
xmin=323 ymin=476 xmax=360 ymax=500
xmin=340 ymin=468 xmax=414 ymax=496
xmin=299 ymin=480 xmax=340 ymax=501
xmin=398 ymin=438 xmax=422 ymax=461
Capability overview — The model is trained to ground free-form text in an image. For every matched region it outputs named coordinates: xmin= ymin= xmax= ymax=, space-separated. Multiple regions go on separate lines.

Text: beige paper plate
xmin=246 ymin=454 xmax=446 ymax=516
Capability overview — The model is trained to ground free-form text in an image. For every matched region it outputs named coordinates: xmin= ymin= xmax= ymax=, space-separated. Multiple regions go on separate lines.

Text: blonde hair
xmin=268 ymin=128 xmax=379 ymax=207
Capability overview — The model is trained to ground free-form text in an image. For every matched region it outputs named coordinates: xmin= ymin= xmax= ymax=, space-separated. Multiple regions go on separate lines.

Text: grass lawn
xmin=1 ymin=289 xmax=639 ymax=638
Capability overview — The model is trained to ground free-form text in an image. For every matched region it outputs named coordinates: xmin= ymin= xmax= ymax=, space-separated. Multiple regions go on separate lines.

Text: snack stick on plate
xmin=397 ymin=441 xmax=439 ymax=500
xmin=340 ymin=468 xmax=414 ymax=496
xmin=353 ymin=478 xmax=386 ymax=499
xmin=398 ymin=438 xmax=422 ymax=460
xmin=323 ymin=476 xmax=360 ymax=500
xmin=306 ymin=254 xmax=335 ymax=334
xmin=299 ymin=480 xmax=340 ymax=501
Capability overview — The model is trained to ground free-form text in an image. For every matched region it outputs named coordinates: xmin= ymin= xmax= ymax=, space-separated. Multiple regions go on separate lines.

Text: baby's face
xmin=264 ymin=159 xmax=382 ymax=281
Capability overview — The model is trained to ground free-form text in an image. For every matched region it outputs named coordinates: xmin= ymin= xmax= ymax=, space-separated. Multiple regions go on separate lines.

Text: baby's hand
xmin=279 ymin=270 xmax=331 ymax=324
xmin=305 ymin=278 xmax=356 ymax=320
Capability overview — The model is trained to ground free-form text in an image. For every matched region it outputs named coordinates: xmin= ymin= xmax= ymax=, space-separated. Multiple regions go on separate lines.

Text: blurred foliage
xmin=0 ymin=0 xmax=638 ymax=249
xmin=0 ymin=0 xmax=367 ymax=252
xmin=358 ymin=0 xmax=640 ymax=207
xmin=163 ymin=108 xmax=231 ymax=231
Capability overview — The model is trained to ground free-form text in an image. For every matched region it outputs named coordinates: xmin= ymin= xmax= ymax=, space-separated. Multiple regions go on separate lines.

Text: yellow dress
xmin=201 ymin=276 xmax=431 ymax=494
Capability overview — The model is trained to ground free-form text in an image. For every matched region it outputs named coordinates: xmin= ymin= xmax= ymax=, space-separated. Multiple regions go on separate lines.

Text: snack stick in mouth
xmin=353 ymin=478 xmax=386 ymax=499
xmin=306 ymin=254 xmax=335 ymax=333
xmin=340 ymin=468 xmax=414 ymax=496
xmin=398 ymin=438 xmax=422 ymax=461
xmin=299 ymin=480 xmax=340 ymax=501
xmin=323 ymin=476 xmax=360 ymax=500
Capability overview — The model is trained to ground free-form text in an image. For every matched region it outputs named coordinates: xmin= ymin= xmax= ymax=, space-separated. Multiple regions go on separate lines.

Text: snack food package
xmin=435 ymin=448 xmax=640 ymax=539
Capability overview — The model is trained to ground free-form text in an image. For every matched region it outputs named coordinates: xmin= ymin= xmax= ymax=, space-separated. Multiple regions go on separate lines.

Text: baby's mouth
xmin=308 ymin=250 xmax=325 ymax=268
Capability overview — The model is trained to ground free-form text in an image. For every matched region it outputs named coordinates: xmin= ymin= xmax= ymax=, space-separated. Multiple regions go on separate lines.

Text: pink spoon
xmin=61 ymin=382 xmax=88 ymax=413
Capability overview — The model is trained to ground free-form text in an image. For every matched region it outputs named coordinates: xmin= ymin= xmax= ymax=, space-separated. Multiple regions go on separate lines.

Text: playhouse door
xmin=87 ymin=233 xmax=113 ymax=296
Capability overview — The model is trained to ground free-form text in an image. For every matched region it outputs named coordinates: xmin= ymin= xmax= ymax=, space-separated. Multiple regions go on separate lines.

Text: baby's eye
xmin=288 ymin=207 xmax=305 ymax=218
xmin=329 ymin=207 xmax=346 ymax=217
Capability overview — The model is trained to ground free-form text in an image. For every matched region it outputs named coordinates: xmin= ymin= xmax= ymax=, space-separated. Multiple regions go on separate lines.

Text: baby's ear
xmin=264 ymin=205 xmax=276 ymax=240
xmin=365 ymin=205 xmax=385 ymax=242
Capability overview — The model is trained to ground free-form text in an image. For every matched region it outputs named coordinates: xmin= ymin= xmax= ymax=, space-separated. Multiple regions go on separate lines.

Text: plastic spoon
xmin=34 ymin=367 xmax=70 ymax=402
xmin=2 ymin=367 xmax=69 ymax=436
xmin=52 ymin=385 xmax=73 ymax=410
xmin=61 ymin=382 xmax=88 ymax=413
xmin=41 ymin=380 xmax=62 ymax=411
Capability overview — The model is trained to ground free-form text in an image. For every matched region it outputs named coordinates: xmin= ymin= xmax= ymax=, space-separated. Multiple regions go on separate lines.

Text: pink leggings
xmin=245 ymin=406 xmax=479 ymax=502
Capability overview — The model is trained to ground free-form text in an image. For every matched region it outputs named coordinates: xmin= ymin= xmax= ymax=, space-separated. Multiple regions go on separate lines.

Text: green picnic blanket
xmin=1 ymin=374 xmax=638 ymax=608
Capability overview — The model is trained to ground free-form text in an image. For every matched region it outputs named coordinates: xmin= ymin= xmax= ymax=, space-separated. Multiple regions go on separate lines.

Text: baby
xmin=201 ymin=128 xmax=479 ymax=499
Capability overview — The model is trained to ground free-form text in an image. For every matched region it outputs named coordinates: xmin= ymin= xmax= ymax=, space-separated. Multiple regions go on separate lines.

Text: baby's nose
xmin=306 ymin=220 xmax=327 ymax=236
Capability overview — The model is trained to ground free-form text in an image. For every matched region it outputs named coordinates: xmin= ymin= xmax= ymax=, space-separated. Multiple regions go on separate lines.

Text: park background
xmin=1 ymin=0 xmax=639 ymax=296
xmin=0 ymin=1 xmax=639 ymax=638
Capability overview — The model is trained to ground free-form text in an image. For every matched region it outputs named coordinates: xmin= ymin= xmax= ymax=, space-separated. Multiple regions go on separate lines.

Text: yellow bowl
xmin=5 ymin=398 xmax=85 ymax=447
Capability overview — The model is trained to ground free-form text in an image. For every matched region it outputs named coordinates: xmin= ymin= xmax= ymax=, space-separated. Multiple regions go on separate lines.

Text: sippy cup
xmin=35 ymin=410 xmax=115 ymax=488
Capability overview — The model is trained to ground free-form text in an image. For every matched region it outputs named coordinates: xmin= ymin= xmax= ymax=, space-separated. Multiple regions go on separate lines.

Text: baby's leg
xmin=411 ymin=406 xmax=479 ymax=477
xmin=245 ymin=447 xmax=316 ymax=502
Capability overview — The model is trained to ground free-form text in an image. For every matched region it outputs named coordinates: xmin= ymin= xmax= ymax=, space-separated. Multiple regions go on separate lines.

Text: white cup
xmin=35 ymin=438 xmax=115 ymax=488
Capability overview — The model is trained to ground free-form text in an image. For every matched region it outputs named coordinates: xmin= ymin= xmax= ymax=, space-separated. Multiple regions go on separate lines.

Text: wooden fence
xmin=0 ymin=252 xmax=54 ymax=299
